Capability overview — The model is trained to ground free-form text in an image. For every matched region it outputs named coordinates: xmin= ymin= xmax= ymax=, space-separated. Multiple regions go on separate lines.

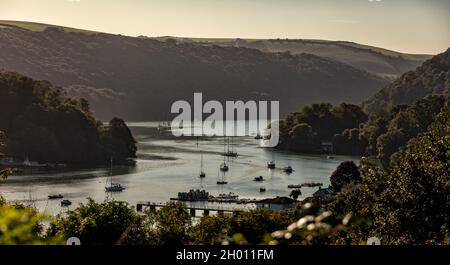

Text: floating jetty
xmin=171 ymin=191 xmax=259 ymax=204
xmin=288 ymin=182 xmax=323 ymax=189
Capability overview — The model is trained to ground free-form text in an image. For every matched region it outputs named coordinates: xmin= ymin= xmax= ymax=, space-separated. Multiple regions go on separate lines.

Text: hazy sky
xmin=0 ymin=0 xmax=449 ymax=54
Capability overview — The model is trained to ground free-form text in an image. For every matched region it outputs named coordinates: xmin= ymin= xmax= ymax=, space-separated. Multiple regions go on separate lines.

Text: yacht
xmin=105 ymin=183 xmax=125 ymax=192
xmin=48 ymin=194 xmax=64 ymax=200
xmin=60 ymin=200 xmax=72 ymax=207
xmin=105 ymin=158 xmax=125 ymax=192
xmin=267 ymin=150 xmax=276 ymax=169
xmin=217 ymin=170 xmax=228 ymax=185
xmin=254 ymin=176 xmax=264 ymax=182
xmin=283 ymin=165 xmax=293 ymax=173
xmin=224 ymin=137 xmax=238 ymax=157
xmin=199 ymin=154 xmax=206 ymax=178
xmin=220 ymin=163 xmax=229 ymax=172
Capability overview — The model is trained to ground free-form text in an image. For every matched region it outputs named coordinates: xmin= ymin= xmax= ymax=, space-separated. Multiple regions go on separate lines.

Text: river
xmin=0 ymin=121 xmax=358 ymax=215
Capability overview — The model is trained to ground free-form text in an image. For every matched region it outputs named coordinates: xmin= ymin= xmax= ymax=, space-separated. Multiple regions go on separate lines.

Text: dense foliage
xmin=48 ymin=199 xmax=148 ymax=245
xmin=0 ymin=131 xmax=11 ymax=179
xmin=0 ymin=203 xmax=63 ymax=245
xmin=278 ymin=103 xmax=368 ymax=152
xmin=185 ymin=37 xmax=429 ymax=78
xmin=363 ymin=48 xmax=450 ymax=112
xmin=330 ymin=161 xmax=361 ymax=192
xmin=330 ymin=108 xmax=450 ymax=244
xmin=362 ymin=94 xmax=447 ymax=166
xmin=279 ymin=94 xmax=448 ymax=168
xmin=0 ymin=71 xmax=136 ymax=165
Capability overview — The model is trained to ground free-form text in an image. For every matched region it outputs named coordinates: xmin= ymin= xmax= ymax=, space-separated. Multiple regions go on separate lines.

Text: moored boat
xmin=254 ymin=175 xmax=264 ymax=182
xmin=283 ymin=165 xmax=293 ymax=173
xmin=60 ymin=200 xmax=72 ymax=206
xmin=48 ymin=194 xmax=64 ymax=200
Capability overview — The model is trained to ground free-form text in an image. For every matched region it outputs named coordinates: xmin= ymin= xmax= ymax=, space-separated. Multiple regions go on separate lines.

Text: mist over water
xmin=0 ymin=121 xmax=358 ymax=215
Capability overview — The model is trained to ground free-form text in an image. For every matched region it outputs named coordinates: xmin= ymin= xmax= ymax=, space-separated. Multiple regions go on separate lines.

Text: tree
xmin=376 ymin=128 xmax=407 ymax=167
xmin=79 ymin=97 xmax=91 ymax=113
xmin=374 ymin=109 xmax=450 ymax=244
xmin=287 ymin=123 xmax=318 ymax=152
xmin=278 ymin=102 xmax=368 ymax=153
xmin=333 ymin=128 xmax=368 ymax=155
xmin=0 ymin=72 xmax=137 ymax=166
xmin=330 ymin=161 xmax=361 ymax=192
xmin=230 ymin=208 xmax=288 ymax=244
xmin=154 ymin=202 xmax=191 ymax=245
xmin=189 ymin=215 xmax=231 ymax=245
xmin=330 ymin=109 xmax=450 ymax=244
xmin=289 ymin=189 xmax=302 ymax=200
xmin=49 ymin=199 xmax=144 ymax=245
xmin=101 ymin=118 xmax=137 ymax=162
xmin=332 ymin=103 xmax=368 ymax=133
xmin=0 ymin=205 xmax=63 ymax=245
xmin=0 ymin=131 xmax=11 ymax=180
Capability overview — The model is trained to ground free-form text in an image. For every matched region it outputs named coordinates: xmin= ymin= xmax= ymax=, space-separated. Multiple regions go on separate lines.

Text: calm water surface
xmin=0 ymin=122 xmax=358 ymax=215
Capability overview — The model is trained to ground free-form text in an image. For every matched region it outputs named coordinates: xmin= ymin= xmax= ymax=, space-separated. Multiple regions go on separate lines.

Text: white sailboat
xmin=224 ymin=137 xmax=238 ymax=157
xmin=267 ymin=150 xmax=276 ymax=169
xmin=217 ymin=169 xmax=228 ymax=185
xmin=105 ymin=158 xmax=125 ymax=192
xmin=199 ymin=154 xmax=206 ymax=178
xmin=220 ymin=137 xmax=229 ymax=171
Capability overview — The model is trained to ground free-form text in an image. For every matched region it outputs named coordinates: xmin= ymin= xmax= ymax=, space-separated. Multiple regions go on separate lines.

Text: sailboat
xmin=224 ymin=137 xmax=238 ymax=157
xmin=283 ymin=163 xmax=293 ymax=173
xmin=220 ymin=137 xmax=229 ymax=171
xmin=199 ymin=154 xmax=206 ymax=178
xmin=220 ymin=158 xmax=229 ymax=172
xmin=267 ymin=150 xmax=276 ymax=169
xmin=217 ymin=170 xmax=228 ymax=185
xmin=105 ymin=158 xmax=125 ymax=192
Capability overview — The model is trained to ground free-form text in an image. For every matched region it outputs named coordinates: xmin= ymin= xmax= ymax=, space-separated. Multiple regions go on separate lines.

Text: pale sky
xmin=0 ymin=0 xmax=449 ymax=54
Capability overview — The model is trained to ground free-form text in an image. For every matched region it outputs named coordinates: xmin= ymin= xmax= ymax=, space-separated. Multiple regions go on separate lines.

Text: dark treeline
xmin=363 ymin=47 xmax=450 ymax=112
xmin=278 ymin=48 xmax=450 ymax=168
xmin=0 ymin=71 xmax=136 ymax=165
xmin=278 ymin=102 xmax=367 ymax=153
xmin=278 ymin=91 xmax=448 ymax=168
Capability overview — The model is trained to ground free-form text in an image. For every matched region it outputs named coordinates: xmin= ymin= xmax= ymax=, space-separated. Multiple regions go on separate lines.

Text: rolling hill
xmin=363 ymin=48 xmax=450 ymax=112
xmin=0 ymin=20 xmax=390 ymax=120
xmin=154 ymin=37 xmax=432 ymax=79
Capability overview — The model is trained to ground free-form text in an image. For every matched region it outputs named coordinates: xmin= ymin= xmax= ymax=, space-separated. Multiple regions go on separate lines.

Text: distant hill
xmin=0 ymin=20 xmax=389 ymax=120
xmin=0 ymin=20 xmax=98 ymax=34
xmin=155 ymin=37 xmax=432 ymax=79
xmin=363 ymin=48 xmax=450 ymax=112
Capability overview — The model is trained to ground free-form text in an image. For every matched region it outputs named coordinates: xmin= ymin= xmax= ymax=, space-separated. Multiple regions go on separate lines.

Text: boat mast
xmin=109 ymin=157 xmax=113 ymax=187
xmin=231 ymin=137 xmax=234 ymax=153
xmin=200 ymin=154 xmax=203 ymax=172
